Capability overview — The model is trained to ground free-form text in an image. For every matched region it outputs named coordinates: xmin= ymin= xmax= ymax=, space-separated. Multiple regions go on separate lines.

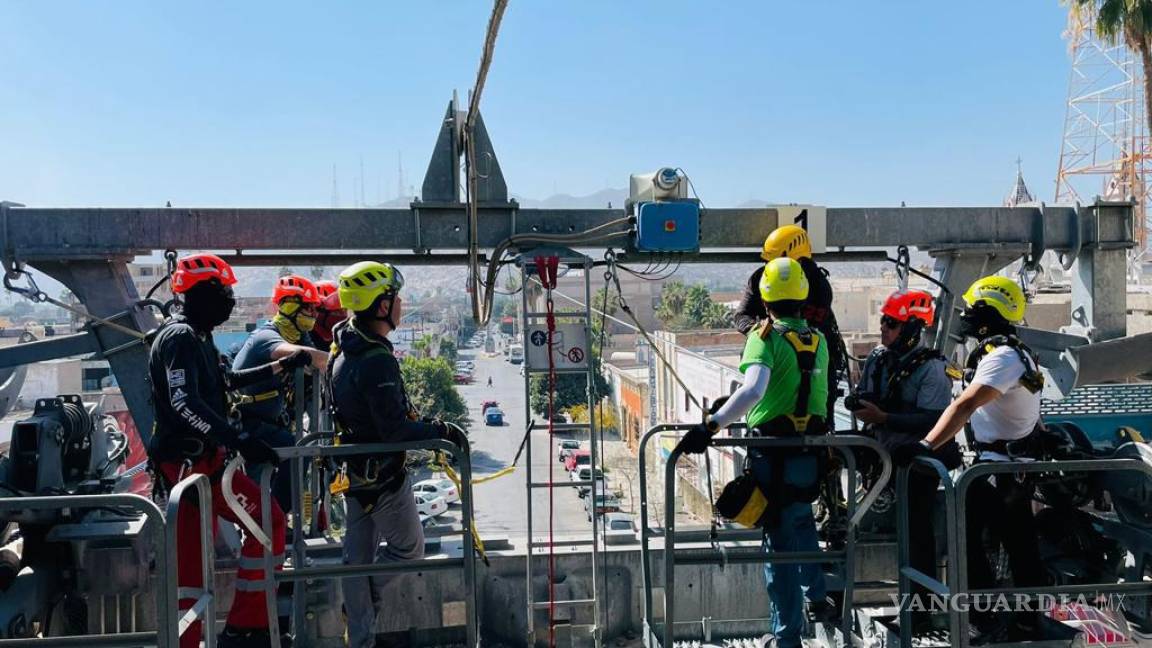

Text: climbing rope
xmin=602 ymin=251 xmax=721 ymax=540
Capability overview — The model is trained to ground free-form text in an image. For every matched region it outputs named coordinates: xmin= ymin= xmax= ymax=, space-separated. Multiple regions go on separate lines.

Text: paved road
xmin=428 ymin=346 xmax=594 ymax=541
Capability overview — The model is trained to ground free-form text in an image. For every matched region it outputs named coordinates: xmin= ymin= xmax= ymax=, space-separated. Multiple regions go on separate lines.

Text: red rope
xmin=535 ymin=255 xmax=560 ymax=648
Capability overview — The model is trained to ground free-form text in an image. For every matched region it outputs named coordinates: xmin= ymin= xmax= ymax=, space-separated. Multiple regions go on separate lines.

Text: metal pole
xmin=521 ymin=260 xmax=536 ymax=644
xmin=261 ymin=469 xmax=280 ymax=646
xmin=291 ymin=366 xmax=308 ymax=639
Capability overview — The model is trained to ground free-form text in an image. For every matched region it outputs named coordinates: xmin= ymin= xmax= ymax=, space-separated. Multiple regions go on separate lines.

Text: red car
xmin=564 ymin=449 xmax=591 ymax=473
xmin=454 ymin=372 xmax=473 ymax=384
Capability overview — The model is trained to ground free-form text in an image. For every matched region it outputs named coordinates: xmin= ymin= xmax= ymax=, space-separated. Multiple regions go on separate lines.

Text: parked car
xmin=570 ymin=466 xmax=603 ymax=485
xmin=413 ymin=478 xmax=459 ymax=505
xmin=414 ymin=493 xmax=448 ymax=518
xmin=600 ymin=512 xmax=637 ymax=545
xmin=453 ymin=372 xmax=473 ymax=384
xmin=564 ymin=449 xmax=591 ymax=473
xmin=578 ymin=473 xmax=608 ymax=499
xmin=556 ymin=439 xmax=582 ymax=462
xmin=584 ymin=493 xmax=621 ymax=521
xmin=485 ymin=407 xmax=505 ymax=426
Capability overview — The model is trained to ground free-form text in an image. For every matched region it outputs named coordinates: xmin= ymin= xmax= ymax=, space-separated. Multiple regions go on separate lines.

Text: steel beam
xmin=0 ymin=332 xmax=98 ymax=369
xmin=1 ymin=204 xmax=1129 ymax=261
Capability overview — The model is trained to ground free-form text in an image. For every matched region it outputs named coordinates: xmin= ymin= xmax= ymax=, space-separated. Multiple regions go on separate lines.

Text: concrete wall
xmin=292 ymin=536 xmax=897 ymax=648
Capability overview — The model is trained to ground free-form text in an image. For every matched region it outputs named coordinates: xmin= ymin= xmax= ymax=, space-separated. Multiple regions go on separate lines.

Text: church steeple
xmin=1005 ymin=157 xmax=1035 ymax=207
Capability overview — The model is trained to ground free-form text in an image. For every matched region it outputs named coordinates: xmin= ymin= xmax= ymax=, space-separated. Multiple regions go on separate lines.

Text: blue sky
xmin=0 ymin=1 xmax=1072 ymax=209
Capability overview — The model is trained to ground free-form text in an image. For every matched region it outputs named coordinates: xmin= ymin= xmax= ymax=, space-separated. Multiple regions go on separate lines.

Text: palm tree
xmin=1068 ymin=1 xmax=1152 ymax=153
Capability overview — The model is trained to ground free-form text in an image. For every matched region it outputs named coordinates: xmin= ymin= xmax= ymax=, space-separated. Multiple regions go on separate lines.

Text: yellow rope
xmin=435 ymin=451 xmax=517 ymax=566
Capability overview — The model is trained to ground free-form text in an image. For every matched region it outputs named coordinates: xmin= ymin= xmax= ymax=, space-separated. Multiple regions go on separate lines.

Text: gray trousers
xmin=342 ymin=474 xmax=425 ymax=648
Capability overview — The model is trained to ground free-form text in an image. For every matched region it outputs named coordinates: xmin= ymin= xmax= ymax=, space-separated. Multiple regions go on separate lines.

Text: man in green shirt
xmin=678 ymin=256 xmax=833 ymax=648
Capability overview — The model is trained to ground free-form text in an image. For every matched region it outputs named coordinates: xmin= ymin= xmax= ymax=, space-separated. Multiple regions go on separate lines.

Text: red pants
xmin=159 ymin=449 xmax=286 ymax=647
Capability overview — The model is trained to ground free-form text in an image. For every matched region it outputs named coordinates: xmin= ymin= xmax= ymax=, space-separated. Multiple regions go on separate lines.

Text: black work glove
xmin=236 ymin=436 xmax=280 ymax=465
xmin=891 ymin=439 xmax=932 ymax=466
xmin=707 ymin=396 xmax=730 ymax=416
xmin=279 ymin=349 xmax=312 ymax=372
xmin=439 ymin=421 xmax=469 ymax=451
xmin=675 ymin=423 xmax=713 ymax=455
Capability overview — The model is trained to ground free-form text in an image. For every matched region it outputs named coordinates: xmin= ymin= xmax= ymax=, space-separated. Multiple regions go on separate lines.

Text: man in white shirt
xmin=892 ymin=275 xmax=1045 ymax=642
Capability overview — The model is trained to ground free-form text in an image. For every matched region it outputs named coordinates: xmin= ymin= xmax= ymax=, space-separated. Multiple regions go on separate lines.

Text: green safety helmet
xmin=337 ymin=261 xmax=405 ymax=313
xmin=759 ymin=257 xmax=809 ymax=303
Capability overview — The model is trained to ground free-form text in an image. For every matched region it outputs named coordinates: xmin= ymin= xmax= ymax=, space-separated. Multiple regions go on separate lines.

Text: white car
xmin=600 ymin=512 xmax=637 ymax=545
xmin=557 ymin=440 xmax=582 ymax=462
xmin=414 ymin=493 xmax=448 ymax=518
xmin=413 ymin=478 xmax=459 ymax=505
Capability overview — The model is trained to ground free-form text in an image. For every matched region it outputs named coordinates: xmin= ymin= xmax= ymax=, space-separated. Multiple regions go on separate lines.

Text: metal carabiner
xmin=2 ymin=268 xmax=44 ymax=302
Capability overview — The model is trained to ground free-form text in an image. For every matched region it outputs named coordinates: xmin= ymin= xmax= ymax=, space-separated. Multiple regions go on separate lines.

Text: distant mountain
xmin=512 ymin=188 xmax=628 ymax=210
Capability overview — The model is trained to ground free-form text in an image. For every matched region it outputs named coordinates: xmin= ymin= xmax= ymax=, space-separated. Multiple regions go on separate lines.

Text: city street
xmin=428 ymin=344 xmax=597 ymax=544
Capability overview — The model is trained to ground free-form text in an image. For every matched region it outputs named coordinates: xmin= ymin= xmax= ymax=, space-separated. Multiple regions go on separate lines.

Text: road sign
xmin=524 ymin=323 xmax=589 ymax=370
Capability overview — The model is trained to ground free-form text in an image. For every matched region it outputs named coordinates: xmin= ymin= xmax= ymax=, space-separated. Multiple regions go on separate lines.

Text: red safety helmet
xmin=881 ymin=289 xmax=935 ymax=326
xmin=314 ymin=280 xmax=338 ymax=302
xmin=171 ymin=253 xmax=237 ymax=294
xmin=273 ymin=275 xmax=321 ymax=305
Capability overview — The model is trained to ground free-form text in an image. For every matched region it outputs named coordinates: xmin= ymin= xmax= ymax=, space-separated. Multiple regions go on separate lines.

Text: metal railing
xmin=233 ymin=437 xmax=480 ymax=648
xmin=637 ymin=423 xmax=891 ymax=648
xmin=0 ymin=473 xmax=211 ymax=647
xmin=896 ymin=455 xmax=1152 ymax=648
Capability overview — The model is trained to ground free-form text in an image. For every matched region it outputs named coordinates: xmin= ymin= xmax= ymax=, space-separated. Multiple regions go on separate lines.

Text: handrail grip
xmin=236 ymin=437 xmax=478 ymax=648
xmin=637 ymin=423 xmax=890 ymax=647
xmin=164 ymin=473 xmax=216 ymax=647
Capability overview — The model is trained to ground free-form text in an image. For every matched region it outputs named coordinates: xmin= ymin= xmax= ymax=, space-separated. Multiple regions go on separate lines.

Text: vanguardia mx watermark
xmin=890 ymin=593 xmax=1127 ymax=614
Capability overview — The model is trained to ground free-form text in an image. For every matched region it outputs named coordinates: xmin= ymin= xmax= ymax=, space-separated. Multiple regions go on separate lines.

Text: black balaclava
xmin=182 ymin=280 xmax=236 ymax=332
xmin=888 ymin=317 xmax=925 ymax=356
xmin=957 ymin=302 xmax=1014 ymax=341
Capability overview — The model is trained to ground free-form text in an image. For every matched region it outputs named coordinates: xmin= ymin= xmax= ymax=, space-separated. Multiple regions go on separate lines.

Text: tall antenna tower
xmin=330 ymin=163 xmax=340 ymax=208
xmin=1055 ymin=24 xmax=1152 ymax=256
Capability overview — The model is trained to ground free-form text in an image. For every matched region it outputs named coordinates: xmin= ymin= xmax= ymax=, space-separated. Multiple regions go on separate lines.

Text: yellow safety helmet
xmin=759 ymin=257 xmax=809 ymax=303
xmin=337 ymin=261 xmax=405 ymax=312
xmin=962 ymin=275 xmax=1026 ymax=323
xmin=761 ymin=224 xmax=812 ymax=261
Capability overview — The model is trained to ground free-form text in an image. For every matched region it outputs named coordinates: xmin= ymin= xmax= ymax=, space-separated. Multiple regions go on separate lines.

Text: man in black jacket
xmin=327 ymin=260 xmax=464 ymax=648
xmin=735 ymin=225 xmax=846 ymax=424
xmin=149 ymin=253 xmax=310 ymax=648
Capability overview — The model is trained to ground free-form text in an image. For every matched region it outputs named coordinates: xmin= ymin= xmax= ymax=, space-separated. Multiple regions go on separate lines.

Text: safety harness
xmin=963 ymin=334 xmax=1046 ymax=459
xmin=963 ymin=334 xmax=1044 ymax=395
xmin=715 ymin=321 xmax=827 ymax=528
xmin=867 ymin=346 xmax=956 ymax=411
xmin=323 ymin=325 xmax=410 ymax=511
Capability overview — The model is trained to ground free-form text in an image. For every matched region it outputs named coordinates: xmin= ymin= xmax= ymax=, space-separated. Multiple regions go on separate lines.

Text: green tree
xmin=439 ymin=337 xmax=458 ymax=362
xmin=655 ymin=280 xmax=732 ymax=330
xmin=1068 ymin=1 xmax=1152 ymax=170
xmin=400 ymin=356 xmax=470 ymax=427
xmin=529 ymin=357 xmax=611 ymax=419
xmin=592 ymin=287 xmax=620 ymax=319
xmin=655 ymin=280 xmax=689 ymax=326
